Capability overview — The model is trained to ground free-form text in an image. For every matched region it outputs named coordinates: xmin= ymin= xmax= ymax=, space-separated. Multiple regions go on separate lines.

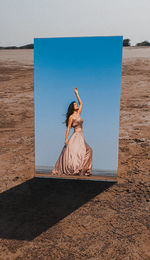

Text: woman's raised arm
xmin=74 ymin=87 xmax=83 ymax=114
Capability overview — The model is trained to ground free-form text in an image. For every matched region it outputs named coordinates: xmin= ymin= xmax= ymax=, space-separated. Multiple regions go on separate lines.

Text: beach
xmin=0 ymin=47 xmax=150 ymax=259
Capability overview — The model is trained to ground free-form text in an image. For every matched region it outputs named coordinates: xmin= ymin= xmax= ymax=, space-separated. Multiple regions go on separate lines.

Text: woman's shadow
xmin=0 ymin=177 xmax=115 ymax=241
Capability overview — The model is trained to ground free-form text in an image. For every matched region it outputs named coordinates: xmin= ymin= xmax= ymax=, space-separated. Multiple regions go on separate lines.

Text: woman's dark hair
xmin=63 ymin=101 xmax=76 ymax=127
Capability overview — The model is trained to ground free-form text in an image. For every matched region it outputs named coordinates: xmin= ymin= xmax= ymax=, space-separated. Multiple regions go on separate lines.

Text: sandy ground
xmin=0 ymin=47 xmax=150 ymax=259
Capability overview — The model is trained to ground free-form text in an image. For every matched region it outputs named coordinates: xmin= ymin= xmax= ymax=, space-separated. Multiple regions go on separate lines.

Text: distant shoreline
xmin=0 ymin=44 xmax=34 ymax=50
xmin=35 ymin=166 xmax=117 ymax=177
xmin=0 ymin=44 xmax=150 ymax=50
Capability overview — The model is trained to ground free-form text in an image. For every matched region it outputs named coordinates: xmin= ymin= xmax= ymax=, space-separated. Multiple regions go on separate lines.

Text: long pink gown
xmin=51 ymin=115 xmax=92 ymax=176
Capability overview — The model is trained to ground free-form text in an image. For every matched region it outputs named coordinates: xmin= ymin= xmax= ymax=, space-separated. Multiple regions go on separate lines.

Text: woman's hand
xmin=74 ymin=87 xmax=78 ymax=94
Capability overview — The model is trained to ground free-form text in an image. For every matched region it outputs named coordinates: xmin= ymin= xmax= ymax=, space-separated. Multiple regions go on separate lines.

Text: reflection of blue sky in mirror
xmin=34 ymin=36 xmax=123 ymax=171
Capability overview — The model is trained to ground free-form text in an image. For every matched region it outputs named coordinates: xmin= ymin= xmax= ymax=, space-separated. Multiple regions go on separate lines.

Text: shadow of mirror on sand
xmin=0 ymin=177 xmax=115 ymax=241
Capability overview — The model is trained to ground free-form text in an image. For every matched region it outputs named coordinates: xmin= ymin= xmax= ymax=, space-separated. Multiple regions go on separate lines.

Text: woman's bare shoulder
xmin=69 ymin=114 xmax=74 ymax=121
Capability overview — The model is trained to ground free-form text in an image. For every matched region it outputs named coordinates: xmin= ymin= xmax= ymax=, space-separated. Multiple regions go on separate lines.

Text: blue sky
xmin=34 ymin=36 xmax=123 ymax=171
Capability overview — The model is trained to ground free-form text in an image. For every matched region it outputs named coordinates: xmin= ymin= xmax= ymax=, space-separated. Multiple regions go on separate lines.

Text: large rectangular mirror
xmin=34 ymin=36 xmax=123 ymax=181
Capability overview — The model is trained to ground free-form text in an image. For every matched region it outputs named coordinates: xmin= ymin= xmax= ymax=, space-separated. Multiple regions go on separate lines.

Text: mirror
xmin=34 ymin=36 xmax=123 ymax=181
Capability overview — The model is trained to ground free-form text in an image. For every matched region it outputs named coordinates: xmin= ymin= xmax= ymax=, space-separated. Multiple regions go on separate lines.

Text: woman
xmin=51 ymin=87 xmax=93 ymax=176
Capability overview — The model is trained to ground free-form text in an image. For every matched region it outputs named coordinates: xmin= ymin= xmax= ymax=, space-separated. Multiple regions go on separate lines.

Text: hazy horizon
xmin=35 ymin=165 xmax=117 ymax=177
xmin=0 ymin=38 xmax=150 ymax=48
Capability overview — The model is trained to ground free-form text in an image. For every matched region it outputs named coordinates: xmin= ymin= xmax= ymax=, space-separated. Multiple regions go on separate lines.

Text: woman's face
xmin=73 ymin=102 xmax=79 ymax=111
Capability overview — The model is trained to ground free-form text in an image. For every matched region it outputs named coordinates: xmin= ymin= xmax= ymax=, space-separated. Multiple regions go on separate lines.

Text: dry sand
xmin=0 ymin=47 xmax=150 ymax=259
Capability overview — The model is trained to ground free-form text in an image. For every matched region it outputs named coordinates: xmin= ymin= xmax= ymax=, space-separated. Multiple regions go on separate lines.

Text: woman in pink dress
xmin=51 ymin=87 xmax=92 ymax=176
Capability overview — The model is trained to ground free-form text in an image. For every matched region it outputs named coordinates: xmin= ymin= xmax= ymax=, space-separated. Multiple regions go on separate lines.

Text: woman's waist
xmin=74 ymin=127 xmax=83 ymax=132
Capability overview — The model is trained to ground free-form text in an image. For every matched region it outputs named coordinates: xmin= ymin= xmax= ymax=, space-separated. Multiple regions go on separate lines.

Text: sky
xmin=34 ymin=36 xmax=123 ymax=171
xmin=0 ymin=0 xmax=149 ymax=47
